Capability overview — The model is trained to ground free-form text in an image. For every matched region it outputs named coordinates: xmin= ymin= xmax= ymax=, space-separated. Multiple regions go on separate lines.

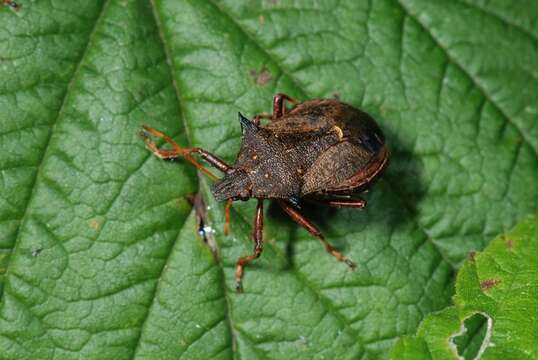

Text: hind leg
xmin=277 ymin=200 xmax=356 ymax=269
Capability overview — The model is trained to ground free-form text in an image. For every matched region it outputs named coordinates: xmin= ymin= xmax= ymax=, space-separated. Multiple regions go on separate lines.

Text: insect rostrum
xmin=141 ymin=93 xmax=388 ymax=292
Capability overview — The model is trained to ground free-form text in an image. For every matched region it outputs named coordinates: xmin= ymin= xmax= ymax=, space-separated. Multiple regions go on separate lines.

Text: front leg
xmin=235 ymin=199 xmax=264 ymax=292
xmin=272 ymin=93 xmax=299 ymax=119
xmin=140 ymin=125 xmax=231 ymax=179
xmin=253 ymin=93 xmax=300 ymax=124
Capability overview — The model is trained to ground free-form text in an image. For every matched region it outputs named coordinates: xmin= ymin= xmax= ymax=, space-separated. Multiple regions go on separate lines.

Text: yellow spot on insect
xmin=252 ymin=154 xmax=258 ymax=160
xmin=332 ymin=125 xmax=344 ymax=140
xmin=297 ymin=168 xmax=303 ymax=174
xmin=264 ymin=173 xmax=269 ymax=178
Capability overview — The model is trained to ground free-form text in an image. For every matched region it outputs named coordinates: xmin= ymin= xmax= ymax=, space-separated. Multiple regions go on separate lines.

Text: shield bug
xmin=141 ymin=93 xmax=388 ymax=291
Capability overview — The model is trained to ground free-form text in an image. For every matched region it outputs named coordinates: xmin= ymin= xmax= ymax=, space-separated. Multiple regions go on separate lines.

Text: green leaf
xmin=451 ymin=313 xmax=488 ymax=359
xmin=0 ymin=0 xmax=537 ymax=359
xmin=391 ymin=215 xmax=538 ymax=359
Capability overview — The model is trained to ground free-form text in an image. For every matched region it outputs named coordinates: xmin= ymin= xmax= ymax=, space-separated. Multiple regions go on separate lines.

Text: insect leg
xmin=140 ymin=125 xmax=231 ymax=180
xmin=223 ymin=198 xmax=233 ymax=235
xmin=314 ymin=198 xmax=366 ymax=208
xmin=252 ymin=94 xmax=300 ymax=124
xmin=272 ymin=93 xmax=299 ymax=119
xmin=235 ymin=199 xmax=264 ymax=292
xmin=277 ymin=200 xmax=356 ymax=269
xmin=253 ymin=114 xmax=272 ymax=125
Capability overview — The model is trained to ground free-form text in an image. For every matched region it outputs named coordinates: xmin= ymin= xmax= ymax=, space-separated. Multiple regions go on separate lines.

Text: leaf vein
xmin=395 ymin=0 xmax=538 ymax=157
xmin=456 ymin=0 xmax=538 ymax=42
xmin=0 ymin=0 xmax=113 ymax=301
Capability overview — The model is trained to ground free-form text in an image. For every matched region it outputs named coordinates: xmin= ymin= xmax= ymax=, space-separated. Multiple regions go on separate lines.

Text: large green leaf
xmin=391 ymin=215 xmax=538 ymax=359
xmin=0 ymin=0 xmax=537 ymax=359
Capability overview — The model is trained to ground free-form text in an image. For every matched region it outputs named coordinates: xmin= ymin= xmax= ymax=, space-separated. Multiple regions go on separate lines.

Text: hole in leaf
xmin=451 ymin=313 xmax=492 ymax=360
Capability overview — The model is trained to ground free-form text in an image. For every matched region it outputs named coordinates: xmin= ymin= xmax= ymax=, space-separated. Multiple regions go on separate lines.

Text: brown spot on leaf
xmin=250 ymin=67 xmax=272 ymax=86
xmin=505 ymin=238 xmax=513 ymax=249
xmin=480 ymin=278 xmax=501 ymax=291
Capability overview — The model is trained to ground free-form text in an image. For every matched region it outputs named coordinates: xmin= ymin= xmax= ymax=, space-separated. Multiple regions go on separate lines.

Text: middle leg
xmin=272 ymin=93 xmax=299 ymax=119
xmin=234 ymin=199 xmax=264 ymax=292
xmin=277 ymin=199 xmax=356 ymax=268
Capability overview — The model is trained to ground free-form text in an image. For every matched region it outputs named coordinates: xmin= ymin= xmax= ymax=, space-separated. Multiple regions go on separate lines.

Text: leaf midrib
xmin=130 ymin=2 xmax=241 ymax=359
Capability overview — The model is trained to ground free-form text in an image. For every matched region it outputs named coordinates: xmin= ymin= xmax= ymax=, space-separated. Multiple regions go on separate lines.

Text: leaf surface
xmin=391 ymin=216 xmax=538 ymax=359
xmin=0 ymin=0 xmax=537 ymax=359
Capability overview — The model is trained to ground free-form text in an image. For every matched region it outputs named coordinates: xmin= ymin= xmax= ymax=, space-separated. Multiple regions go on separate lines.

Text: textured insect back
xmin=249 ymin=117 xmax=306 ymax=198
xmin=236 ymin=112 xmax=268 ymax=167
xmin=302 ymin=141 xmax=372 ymax=194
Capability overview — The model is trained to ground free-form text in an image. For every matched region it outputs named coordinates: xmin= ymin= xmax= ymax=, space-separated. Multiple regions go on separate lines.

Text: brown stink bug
xmin=140 ymin=93 xmax=388 ymax=291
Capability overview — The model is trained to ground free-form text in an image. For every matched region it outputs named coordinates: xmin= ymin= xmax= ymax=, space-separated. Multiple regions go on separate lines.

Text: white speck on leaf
xmin=525 ymin=106 xmax=537 ymax=114
xmin=203 ymin=225 xmax=213 ymax=235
